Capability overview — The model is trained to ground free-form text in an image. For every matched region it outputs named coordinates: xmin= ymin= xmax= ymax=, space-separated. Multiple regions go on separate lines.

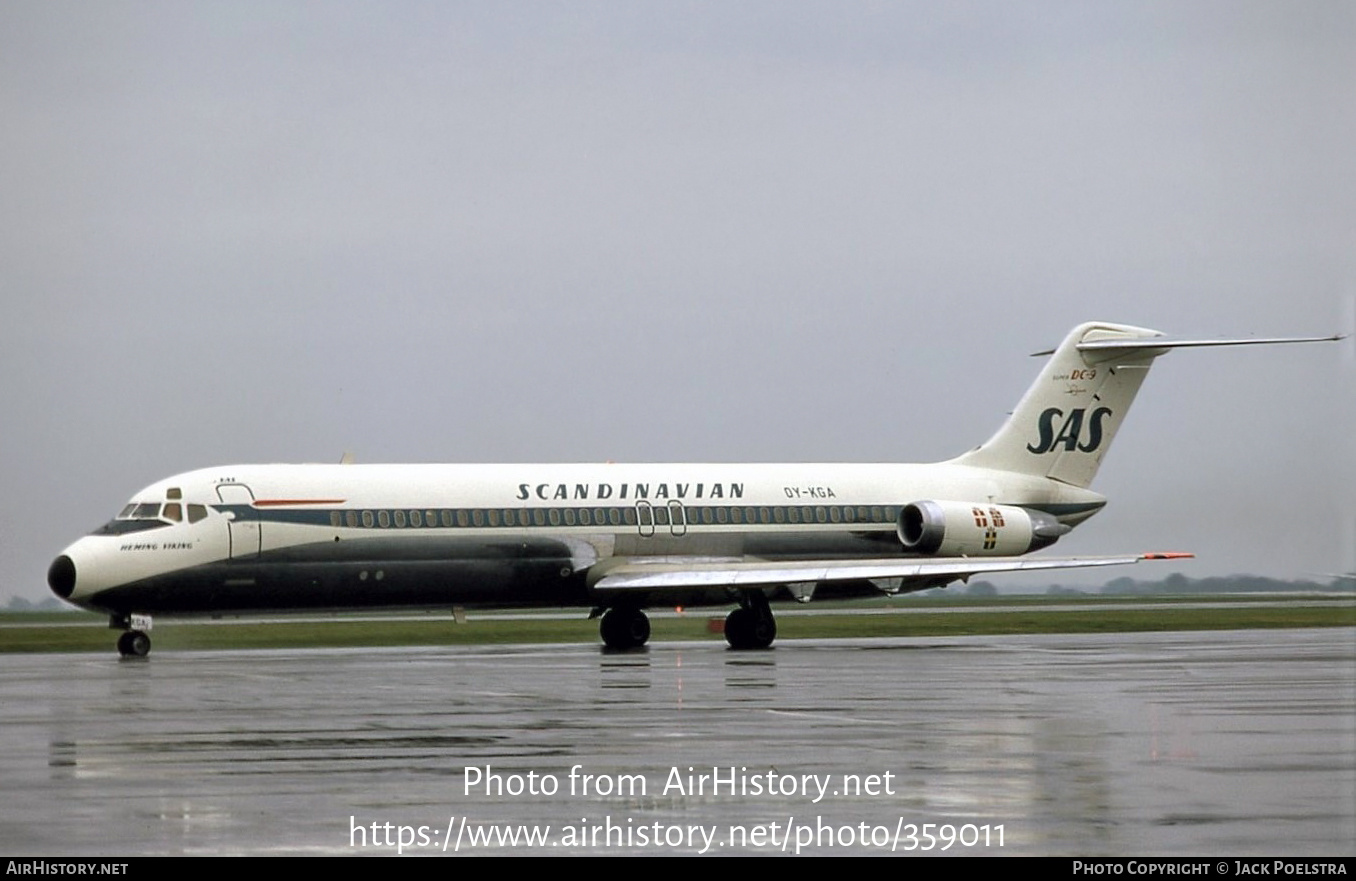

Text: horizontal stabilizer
xmin=1030 ymin=332 xmax=1345 ymax=356
xmin=1075 ymin=333 xmax=1345 ymax=352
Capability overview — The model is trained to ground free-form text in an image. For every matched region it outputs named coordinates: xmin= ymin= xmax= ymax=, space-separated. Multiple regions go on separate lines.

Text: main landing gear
xmin=596 ymin=591 xmax=778 ymax=651
xmin=724 ymin=591 xmax=776 ymax=650
xmin=111 ymin=613 xmax=152 ymax=658
xmin=599 ymin=606 xmax=651 ymax=650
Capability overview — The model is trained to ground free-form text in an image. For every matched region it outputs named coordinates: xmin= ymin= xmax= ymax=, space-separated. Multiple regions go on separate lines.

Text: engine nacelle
xmin=896 ymin=500 xmax=1069 ymax=556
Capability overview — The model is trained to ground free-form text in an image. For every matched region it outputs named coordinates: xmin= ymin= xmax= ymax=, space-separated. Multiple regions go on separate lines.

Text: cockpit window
xmin=95 ymin=494 xmax=209 ymax=535
xmin=91 ymin=517 xmax=172 ymax=536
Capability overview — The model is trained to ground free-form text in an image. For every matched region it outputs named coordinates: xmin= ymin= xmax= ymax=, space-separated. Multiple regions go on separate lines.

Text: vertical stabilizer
xmin=950 ymin=322 xmax=1167 ymax=488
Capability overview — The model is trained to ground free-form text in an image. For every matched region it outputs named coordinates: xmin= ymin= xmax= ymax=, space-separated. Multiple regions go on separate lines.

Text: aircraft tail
xmin=951 ymin=321 xmax=1343 ymax=489
xmin=950 ymin=322 xmax=1164 ymax=488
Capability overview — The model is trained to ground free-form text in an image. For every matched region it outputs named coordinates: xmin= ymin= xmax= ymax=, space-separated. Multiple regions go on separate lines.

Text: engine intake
xmin=897 ymin=500 xmax=1068 ymax=556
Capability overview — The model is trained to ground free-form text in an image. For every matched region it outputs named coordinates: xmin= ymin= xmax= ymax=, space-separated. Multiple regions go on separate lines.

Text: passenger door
xmin=215 ymin=484 xmax=260 ymax=559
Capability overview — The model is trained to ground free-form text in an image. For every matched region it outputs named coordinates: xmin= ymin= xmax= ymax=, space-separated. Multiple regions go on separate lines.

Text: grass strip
xmin=2 ymin=602 xmax=1351 ymax=654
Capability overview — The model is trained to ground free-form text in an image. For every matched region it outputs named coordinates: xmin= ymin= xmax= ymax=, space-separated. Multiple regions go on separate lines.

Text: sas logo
xmin=1027 ymin=407 xmax=1113 ymax=454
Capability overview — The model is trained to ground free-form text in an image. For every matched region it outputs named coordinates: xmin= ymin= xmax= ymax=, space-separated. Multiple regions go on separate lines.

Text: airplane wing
xmin=592 ymin=553 xmax=1191 ymax=593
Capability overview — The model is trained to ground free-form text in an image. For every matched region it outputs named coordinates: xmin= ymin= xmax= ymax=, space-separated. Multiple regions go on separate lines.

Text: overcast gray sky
xmin=2 ymin=1 xmax=1353 ymax=603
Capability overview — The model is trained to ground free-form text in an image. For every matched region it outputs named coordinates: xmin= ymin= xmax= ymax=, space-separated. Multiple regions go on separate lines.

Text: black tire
xmin=599 ymin=608 xmax=650 ymax=650
xmin=748 ymin=611 xmax=776 ymax=648
xmin=117 ymin=630 xmax=151 ymax=658
xmin=724 ymin=608 xmax=752 ymax=649
xmin=725 ymin=607 xmax=776 ymax=650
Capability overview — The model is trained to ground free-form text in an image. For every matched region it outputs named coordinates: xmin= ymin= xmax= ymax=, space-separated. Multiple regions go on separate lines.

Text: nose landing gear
xmin=116 ymin=630 xmax=151 ymax=657
xmin=111 ymin=613 xmax=153 ymax=658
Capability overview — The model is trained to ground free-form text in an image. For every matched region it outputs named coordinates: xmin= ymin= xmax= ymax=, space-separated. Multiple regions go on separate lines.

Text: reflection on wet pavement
xmin=4 ymin=630 xmax=1352 ymax=855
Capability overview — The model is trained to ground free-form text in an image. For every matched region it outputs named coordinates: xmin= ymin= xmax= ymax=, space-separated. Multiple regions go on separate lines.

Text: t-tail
xmin=951 ymin=321 xmax=1344 ymax=489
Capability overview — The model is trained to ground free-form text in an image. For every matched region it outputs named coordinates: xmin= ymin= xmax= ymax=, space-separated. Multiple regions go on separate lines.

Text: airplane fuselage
xmin=51 ymin=461 xmax=1105 ymax=618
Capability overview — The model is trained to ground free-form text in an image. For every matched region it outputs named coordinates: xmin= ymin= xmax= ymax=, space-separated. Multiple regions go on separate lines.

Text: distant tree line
xmin=1091 ymin=573 xmax=1351 ymax=595
xmin=3 ymin=596 xmax=69 ymax=611
xmin=904 ymin=573 xmax=1353 ymax=599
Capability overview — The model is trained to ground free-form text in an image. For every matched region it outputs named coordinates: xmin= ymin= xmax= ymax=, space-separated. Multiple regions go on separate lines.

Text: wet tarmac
xmin=3 ymin=629 xmax=1353 ymax=855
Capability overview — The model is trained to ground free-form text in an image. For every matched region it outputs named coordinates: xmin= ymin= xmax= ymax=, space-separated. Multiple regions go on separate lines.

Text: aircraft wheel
xmin=725 ymin=607 xmax=776 ymax=650
xmin=599 ymin=608 xmax=650 ymax=650
xmin=748 ymin=610 xmax=776 ymax=648
xmin=117 ymin=630 xmax=151 ymax=658
xmin=724 ymin=608 xmax=752 ymax=649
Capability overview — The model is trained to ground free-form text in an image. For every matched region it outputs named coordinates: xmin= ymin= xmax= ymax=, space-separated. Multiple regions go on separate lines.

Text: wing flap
xmin=593 ymin=553 xmax=1187 ymax=592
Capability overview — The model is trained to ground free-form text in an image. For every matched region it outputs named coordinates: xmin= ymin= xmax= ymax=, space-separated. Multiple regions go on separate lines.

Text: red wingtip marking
xmin=1140 ymin=552 xmax=1195 ymax=560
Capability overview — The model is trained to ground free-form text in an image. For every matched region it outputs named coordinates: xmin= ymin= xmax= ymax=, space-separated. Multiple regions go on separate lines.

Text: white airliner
xmin=48 ymin=321 xmax=1340 ymax=656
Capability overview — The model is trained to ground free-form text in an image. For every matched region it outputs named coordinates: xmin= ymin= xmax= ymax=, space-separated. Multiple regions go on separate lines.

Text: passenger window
xmin=346 ymin=511 xmax=358 ymax=528
xmin=329 ymin=511 xmax=341 ymax=528
xmin=394 ymin=510 xmax=407 ymax=528
xmin=410 ymin=510 xmax=422 ymax=527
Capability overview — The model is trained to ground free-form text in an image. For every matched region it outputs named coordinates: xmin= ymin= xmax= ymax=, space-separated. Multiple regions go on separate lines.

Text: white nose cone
xmin=47 ymin=537 xmax=119 ymax=608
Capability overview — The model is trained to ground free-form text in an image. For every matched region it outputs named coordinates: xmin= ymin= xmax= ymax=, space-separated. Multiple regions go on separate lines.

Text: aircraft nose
xmin=48 ymin=555 xmax=76 ymax=599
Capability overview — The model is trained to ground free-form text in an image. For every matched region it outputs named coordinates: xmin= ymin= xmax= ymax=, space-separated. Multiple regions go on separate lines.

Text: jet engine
xmin=896 ymin=500 xmax=1069 ymax=556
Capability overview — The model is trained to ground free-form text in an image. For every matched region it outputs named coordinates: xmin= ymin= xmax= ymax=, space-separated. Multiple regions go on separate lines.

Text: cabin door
xmin=216 ymin=483 xmax=261 ymax=559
